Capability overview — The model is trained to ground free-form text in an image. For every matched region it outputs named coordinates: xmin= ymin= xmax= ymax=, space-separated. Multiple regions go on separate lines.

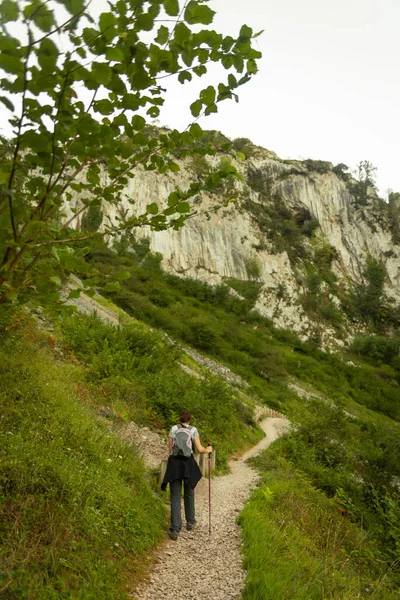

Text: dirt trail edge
xmin=132 ymin=416 xmax=290 ymax=600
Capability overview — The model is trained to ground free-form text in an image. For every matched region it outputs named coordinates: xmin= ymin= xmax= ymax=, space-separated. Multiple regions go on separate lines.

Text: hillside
xmin=1 ymin=134 xmax=400 ymax=600
xmin=1 ymin=244 xmax=400 ymax=598
xmin=70 ymin=134 xmax=400 ymax=344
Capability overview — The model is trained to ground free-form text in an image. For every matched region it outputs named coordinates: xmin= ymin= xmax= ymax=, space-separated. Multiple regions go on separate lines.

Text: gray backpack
xmin=171 ymin=424 xmax=194 ymax=458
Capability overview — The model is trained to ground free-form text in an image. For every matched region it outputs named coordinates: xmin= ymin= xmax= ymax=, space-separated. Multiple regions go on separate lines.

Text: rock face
xmin=70 ymin=143 xmax=400 ymax=339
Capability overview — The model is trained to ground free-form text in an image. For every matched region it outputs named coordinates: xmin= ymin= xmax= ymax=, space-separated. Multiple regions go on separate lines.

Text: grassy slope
xmin=88 ymin=241 xmax=400 ymax=597
xmin=0 ymin=321 xmax=165 ymax=599
xmin=0 ymin=307 xmax=263 ymax=597
xmin=2 ymin=239 xmax=399 ymax=598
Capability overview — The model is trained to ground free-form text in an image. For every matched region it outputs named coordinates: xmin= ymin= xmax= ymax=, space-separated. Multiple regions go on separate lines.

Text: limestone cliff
xmin=71 ymin=141 xmax=400 ymax=341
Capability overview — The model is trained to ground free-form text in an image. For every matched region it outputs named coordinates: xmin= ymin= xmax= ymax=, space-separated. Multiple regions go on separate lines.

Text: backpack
xmin=171 ymin=424 xmax=194 ymax=458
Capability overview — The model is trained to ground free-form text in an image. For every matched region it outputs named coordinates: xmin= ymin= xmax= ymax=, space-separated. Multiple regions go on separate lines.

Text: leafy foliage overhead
xmin=0 ymin=0 xmax=262 ymax=304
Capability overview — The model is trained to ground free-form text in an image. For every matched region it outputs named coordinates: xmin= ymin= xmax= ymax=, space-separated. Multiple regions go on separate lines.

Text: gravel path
xmin=132 ymin=417 xmax=290 ymax=600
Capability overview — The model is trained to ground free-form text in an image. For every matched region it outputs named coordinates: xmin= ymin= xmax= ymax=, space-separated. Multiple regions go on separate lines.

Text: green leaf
xmin=189 ymin=123 xmax=203 ymax=139
xmin=190 ymin=99 xmax=203 ymax=117
xmin=23 ymin=1 xmax=55 ymax=32
xmin=178 ymin=71 xmax=192 ymax=84
xmin=3 ymin=287 xmax=18 ymax=302
xmin=50 ymin=276 xmax=62 ymax=287
xmin=200 ymin=86 xmax=216 ymax=105
xmin=68 ymin=289 xmax=82 ymax=299
xmin=167 ymin=191 xmax=181 ymax=206
xmin=155 ymin=25 xmax=169 ymax=45
xmin=184 ymin=1 xmax=215 ymax=25
xmin=38 ymin=38 xmax=58 ymax=70
xmin=136 ymin=13 xmax=154 ymax=31
xmin=193 ymin=65 xmax=207 ymax=77
xmin=62 ymin=0 xmax=85 ymax=14
xmin=99 ymin=12 xmax=117 ymax=32
xmin=176 ymin=201 xmax=191 ymax=213
xmin=147 ymin=106 xmax=160 ymax=118
xmin=105 ymin=47 xmax=124 ymax=61
xmin=0 ymin=95 xmax=14 ymax=111
xmin=24 ymin=220 xmax=46 ymax=236
xmin=239 ymin=24 xmax=253 ymax=39
xmin=169 ymin=162 xmax=180 ymax=173
xmin=94 ymin=99 xmax=114 ymax=115
xmin=0 ymin=167 xmax=9 ymax=184
xmin=236 ymin=151 xmax=246 ymax=160
xmin=131 ymin=115 xmax=146 ymax=130
xmin=114 ymin=271 xmax=131 ymax=281
xmin=0 ymin=52 xmax=23 ymax=74
xmin=0 ymin=0 xmax=19 ymax=22
xmin=104 ymin=281 xmax=121 ymax=292
xmin=121 ymin=93 xmax=140 ymax=110
xmin=91 ymin=62 xmax=112 ymax=85
xmin=175 ymin=22 xmax=191 ymax=43
xmin=146 ymin=202 xmax=159 ymax=215
xmin=163 ymin=0 xmax=179 ymax=17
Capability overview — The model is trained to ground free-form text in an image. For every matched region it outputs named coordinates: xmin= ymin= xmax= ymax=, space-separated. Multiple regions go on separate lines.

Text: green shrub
xmin=350 ymin=334 xmax=400 ymax=370
xmin=232 ymin=137 xmax=257 ymax=158
xmin=304 ymin=159 xmax=332 ymax=174
xmin=245 ymin=257 xmax=261 ymax=280
xmin=60 ymin=313 xmax=262 ymax=469
xmin=240 ymin=455 xmax=399 ymax=600
xmin=81 ymin=203 xmax=103 ymax=232
xmin=224 ymin=278 xmax=262 ymax=306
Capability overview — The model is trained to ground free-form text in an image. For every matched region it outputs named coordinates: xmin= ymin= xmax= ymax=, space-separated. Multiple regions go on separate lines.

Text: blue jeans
xmin=170 ymin=478 xmax=195 ymax=533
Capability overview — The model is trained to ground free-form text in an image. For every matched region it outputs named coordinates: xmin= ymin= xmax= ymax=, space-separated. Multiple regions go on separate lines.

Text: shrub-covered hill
xmin=0 ymin=310 xmax=262 ymax=599
xmin=1 ymin=238 xmax=400 ymax=598
xmin=87 ymin=240 xmax=400 ymax=595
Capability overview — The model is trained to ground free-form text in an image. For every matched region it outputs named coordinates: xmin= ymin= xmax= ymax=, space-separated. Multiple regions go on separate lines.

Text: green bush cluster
xmin=61 ymin=313 xmax=262 ymax=468
xmin=224 ymin=278 xmax=262 ymax=306
xmin=87 ymin=242 xmax=400 ymax=422
xmin=344 ymin=256 xmax=400 ymax=329
xmin=232 ymin=137 xmax=258 ymax=158
xmin=255 ymin=402 xmax=400 ymax=569
xmin=351 ymin=334 xmax=400 ymax=370
xmin=240 ymin=447 xmax=400 ymax=599
xmin=81 ymin=203 xmax=104 ymax=232
xmin=304 ymin=159 xmax=332 ymax=174
xmin=242 ymin=197 xmax=309 ymax=263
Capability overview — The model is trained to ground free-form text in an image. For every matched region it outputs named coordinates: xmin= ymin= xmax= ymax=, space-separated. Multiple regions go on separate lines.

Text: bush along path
xmin=132 ymin=416 xmax=290 ymax=600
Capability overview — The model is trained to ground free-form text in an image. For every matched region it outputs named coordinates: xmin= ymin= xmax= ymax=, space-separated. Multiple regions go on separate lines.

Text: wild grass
xmin=240 ymin=457 xmax=400 ymax=600
xmin=0 ymin=320 xmax=165 ymax=599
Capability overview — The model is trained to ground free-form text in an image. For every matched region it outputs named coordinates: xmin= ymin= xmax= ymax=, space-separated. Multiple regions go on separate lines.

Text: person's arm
xmin=168 ymin=437 xmax=173 ymax=454
xmin=193 ymin=436 xmax=212 ymax=454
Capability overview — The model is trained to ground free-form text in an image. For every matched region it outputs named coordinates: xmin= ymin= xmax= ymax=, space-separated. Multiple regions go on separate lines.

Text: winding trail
xmin=132 ymin=417 xmax=290 ymax=600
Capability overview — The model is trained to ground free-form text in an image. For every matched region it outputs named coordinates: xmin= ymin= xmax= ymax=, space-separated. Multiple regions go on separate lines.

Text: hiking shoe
xmin=169 ymin=531 xmax=179 ymax=541
xmin=186 ymin=522 xmax=196 ymax=531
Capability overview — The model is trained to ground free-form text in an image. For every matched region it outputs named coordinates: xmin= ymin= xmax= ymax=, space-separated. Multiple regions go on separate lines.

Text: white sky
xmin=2 ymin=0 xmax=399 ymax=194
xmin=158 ymin=0 xmax=400 ymax=195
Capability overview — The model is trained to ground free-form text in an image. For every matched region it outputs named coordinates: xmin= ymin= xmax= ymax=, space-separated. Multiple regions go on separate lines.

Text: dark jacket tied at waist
xmin=161 ymin=454 xmax=202 ymax=491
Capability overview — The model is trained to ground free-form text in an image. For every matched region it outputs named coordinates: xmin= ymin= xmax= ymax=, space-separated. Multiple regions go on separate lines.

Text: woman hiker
xmin=161 ymin=411 xmax=212 ymax=540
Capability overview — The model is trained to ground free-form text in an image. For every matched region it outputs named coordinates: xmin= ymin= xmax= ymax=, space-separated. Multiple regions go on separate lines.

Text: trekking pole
xmin=207 ymin=442 xmax=212 ymax=535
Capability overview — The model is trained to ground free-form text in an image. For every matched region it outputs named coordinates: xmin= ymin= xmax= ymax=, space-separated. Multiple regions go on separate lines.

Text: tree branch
xmin=6 ymin=26 xmax=33 ymax=243
xmin=31 ymin=1 xmax=92 ymax=47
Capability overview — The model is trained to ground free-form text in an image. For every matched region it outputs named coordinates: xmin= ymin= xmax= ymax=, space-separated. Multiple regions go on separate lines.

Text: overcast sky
xmin=159 ymin=0 xmax=400 ymax=195
xmin=2 ymin=0 xmax=398 ymax=194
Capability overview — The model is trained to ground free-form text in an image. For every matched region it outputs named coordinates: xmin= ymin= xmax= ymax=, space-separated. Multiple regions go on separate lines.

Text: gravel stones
xmin=132 ymin=418 xmax=290 ymax=600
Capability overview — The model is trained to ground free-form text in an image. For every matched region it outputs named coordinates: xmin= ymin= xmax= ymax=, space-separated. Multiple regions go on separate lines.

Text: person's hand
xmin=206 ymin=446 xmax=213 ymax=454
